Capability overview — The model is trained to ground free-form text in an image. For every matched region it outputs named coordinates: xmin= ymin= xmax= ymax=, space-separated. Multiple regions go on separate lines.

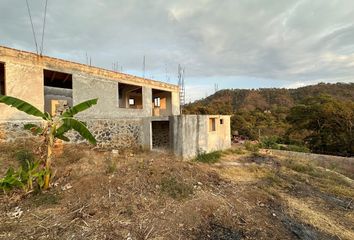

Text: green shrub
xmin=286 ymin=145 xmax=310 ymax=153
xmin=259 ymin=136 xmax=280 ymax=149
xmin=31 ymin=192 xmax=60 ymax=206
xmin=160 ymin=176 xmax=193 ymax=200
xmin=244 ymin=141 xmax=260 ymax=153
xmin=195 ymin=151 xmax=222 ymax=163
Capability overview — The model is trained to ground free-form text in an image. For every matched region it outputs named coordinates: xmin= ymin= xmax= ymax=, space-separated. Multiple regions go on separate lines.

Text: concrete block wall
xmin=0 ymin=46 xmax=179 ymax=121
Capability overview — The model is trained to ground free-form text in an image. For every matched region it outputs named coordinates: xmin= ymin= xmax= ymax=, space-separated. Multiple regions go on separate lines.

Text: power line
xmin=25 ymin=0 xmax=39 ymax=54
xmin=40 ymin=0 xmax=49 ymax=55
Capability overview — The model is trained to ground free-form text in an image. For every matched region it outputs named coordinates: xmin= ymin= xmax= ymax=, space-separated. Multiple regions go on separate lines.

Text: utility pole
xmin=178 ymin=64 xmax=186 ymax=113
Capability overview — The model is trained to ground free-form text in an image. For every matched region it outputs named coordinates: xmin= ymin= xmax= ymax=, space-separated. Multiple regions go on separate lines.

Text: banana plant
xmin=0 ymin=95 xmax=98 ymax=189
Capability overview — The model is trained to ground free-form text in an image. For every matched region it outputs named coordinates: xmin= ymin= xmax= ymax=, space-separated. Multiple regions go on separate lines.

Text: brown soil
xmin=0 ymin=142 xmax=353 ymax=239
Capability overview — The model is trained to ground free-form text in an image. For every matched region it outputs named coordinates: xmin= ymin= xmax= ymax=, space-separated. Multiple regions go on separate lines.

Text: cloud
xmin=0 ymin=0 xmax=353 ymax=100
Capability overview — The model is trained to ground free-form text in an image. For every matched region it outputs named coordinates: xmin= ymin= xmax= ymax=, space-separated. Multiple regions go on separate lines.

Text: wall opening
xmin=0 ymin=63 xmax=5 ymax=95
xmin=152 ymin=120 xmax=170 ymax=149
xmin=43 ymin=69 xmax=73 ymax=116
xmin=118 ymin=83 xmax=143 ymax=109
xmin=220 ymin=119 xmax=224 ymax=125
xmin=209 ymin=118 xmax=216 ymax=132
xmin=152 ymin=89 xmax=172 ymax=116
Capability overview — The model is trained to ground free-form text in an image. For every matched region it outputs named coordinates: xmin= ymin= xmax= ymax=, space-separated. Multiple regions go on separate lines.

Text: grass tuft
xmin=160 ymin=176 xmax=193 ymax=200
xmin=195 ymin=151 xmax=222 ymax=163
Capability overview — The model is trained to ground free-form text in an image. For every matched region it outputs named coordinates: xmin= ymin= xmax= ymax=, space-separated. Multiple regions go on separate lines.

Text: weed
xmin=14 ymin=149 xmax=35 ymax=170
xmin=284 ymin=159 xmax=315 ymax=174
xmin=264 ymin=171 xmax=282 ymax=186
xmin=227 ymin=148 xmax=245 ymax=155
xmin=105 ymin=157 xmax=117 ymax=174
xmin=160 ymin=176 xmax=193 ymax=200
xmin=0 ymin=161 xmax=45 ymax=193
xmin=0 ymin=167 xmax=24 ymax=192
xmin=30 ymin=192 xmax=60 ymax=207
xmin=195 ymin=151 xmax=222 ymax=163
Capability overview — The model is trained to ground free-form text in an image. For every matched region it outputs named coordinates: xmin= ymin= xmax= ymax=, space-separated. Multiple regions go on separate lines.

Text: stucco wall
xmin=170 ymin=115 xmax=231 ymax=159
xmin=206 ymin=115 xmax=231 ymax=152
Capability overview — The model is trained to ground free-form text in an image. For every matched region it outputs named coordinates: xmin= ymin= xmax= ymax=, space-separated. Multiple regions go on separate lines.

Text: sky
xmin=0 ymin=0 xmax=353 ymax=102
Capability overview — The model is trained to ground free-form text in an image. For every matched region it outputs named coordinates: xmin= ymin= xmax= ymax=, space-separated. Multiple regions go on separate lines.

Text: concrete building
xmin=0 ymin=46 xmax=230 ymax=158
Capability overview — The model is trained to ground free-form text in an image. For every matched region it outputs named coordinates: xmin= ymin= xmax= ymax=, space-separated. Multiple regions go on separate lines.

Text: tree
xmin=287 ymin=95 xmax=353 ymax=156
xmin=0 ymin=95 xmax=98 ymax=189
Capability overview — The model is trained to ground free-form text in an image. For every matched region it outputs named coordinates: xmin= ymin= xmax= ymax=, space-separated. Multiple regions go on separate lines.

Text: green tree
xmin=287 ymin=95 xmax=353 ymax=156
xmin=0 ymin=95 xmax=98 ymax=189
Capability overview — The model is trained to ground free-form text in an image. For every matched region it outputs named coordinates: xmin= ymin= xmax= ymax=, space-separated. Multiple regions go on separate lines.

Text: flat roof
xmin=0 ymin=45 xmax=179 ymax=91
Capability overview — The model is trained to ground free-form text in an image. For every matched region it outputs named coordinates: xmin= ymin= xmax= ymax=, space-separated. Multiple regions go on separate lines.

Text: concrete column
xmin=171 ymin=91 xmax=180 ymax=115
xmin=143 ymin=86 xmax=152 ymax=116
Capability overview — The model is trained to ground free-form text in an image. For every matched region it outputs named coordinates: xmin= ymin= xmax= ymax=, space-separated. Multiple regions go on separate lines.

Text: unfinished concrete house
xmin=0 ymin=46 xmax=230 ymax=158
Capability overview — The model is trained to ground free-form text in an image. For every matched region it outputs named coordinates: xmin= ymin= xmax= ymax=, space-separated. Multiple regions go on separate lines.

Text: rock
xmin=7 ymin=207 xmax=23 ymax=219
xmin=62 ymin=183 xmax=73 ymax=191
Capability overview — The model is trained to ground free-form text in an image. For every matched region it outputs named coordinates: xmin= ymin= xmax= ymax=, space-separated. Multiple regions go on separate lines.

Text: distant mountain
xmin=183 ymin=82 xmax=354 ymax=114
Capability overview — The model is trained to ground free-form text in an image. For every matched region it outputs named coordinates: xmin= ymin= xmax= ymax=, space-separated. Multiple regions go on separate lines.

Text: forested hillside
xmin=184 ymin=83 xmax=354 ymax=156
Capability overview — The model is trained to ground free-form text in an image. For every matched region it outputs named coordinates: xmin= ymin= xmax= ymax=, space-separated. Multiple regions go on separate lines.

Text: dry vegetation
xmin=0 ymin=140 xmax=353 ymax=240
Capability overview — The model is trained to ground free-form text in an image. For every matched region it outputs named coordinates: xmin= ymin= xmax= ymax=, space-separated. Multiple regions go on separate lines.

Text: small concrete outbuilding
xmin=0 ymin=46 xmax=230 ymax=159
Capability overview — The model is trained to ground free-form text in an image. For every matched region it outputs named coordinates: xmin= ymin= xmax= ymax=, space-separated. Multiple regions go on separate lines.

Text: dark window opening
xmin=43 ymin=69 xmax=73 ymax=116
xmin=44 ymin=69 xmax=72 ymax=89
xmin=0 ymin=63 xmax=5 ymax=95
xmin=220 ymin=119 xmax=224 ymax=125
xmin=118 ymin=83 xmax=143 ymax=109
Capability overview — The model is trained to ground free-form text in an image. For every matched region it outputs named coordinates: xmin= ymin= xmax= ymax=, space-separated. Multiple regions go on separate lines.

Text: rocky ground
xmin=0 ymin=140 xmax=353 ymax=239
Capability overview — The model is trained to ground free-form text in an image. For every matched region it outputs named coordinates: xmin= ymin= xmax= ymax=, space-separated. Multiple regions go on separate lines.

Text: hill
xmin=184 ymin=82 xmax=354 ymax=114
xmin=183 ymin=83 xmax=354 ymax=156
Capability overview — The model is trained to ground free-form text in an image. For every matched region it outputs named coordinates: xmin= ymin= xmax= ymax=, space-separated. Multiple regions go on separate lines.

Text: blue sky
xmin=1 ymin=0 xmax=354 ymax=101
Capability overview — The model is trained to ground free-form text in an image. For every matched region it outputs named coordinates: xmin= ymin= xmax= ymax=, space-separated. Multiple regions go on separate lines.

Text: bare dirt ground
xmin=0 ymin=140 xmax=353 ymax=240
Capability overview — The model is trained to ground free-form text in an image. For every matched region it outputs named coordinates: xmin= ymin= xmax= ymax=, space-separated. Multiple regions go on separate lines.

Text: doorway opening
xmin=152 ymin=120 xmax=170 ymax=149
xmin=0 ymin=63 xmax=5 ymax=95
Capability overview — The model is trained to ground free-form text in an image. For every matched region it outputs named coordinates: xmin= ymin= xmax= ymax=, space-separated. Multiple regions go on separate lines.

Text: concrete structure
xmin=0 ymin=46 xmax=230 ymax=158
xmin=171 ymin=115 xmax=231 ymax=159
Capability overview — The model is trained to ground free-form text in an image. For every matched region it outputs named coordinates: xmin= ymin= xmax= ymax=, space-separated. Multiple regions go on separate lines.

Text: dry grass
xmin=0 ymin=143 xmax=353 ymax=239
xmin=281 ymin=193 xmax=354 ymax=240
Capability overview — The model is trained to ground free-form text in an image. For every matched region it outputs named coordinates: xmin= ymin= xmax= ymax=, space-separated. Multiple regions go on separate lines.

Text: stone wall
xmin=0 ymin=119 xmax=143 ymax=150
xmin=67 ymin=119 xmax=142 ymax=149
xmin=0 ymin=120 xmax=43 ymax=142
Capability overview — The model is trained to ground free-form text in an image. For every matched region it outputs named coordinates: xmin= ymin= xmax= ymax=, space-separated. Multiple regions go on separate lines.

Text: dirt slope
xmin=0 ymin=141 xmax=353 ymax=239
